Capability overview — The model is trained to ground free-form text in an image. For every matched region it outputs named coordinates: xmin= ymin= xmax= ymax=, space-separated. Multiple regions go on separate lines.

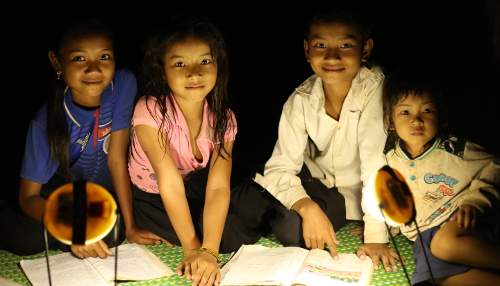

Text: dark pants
xmin=0 ymin=175 xmax=126 ymax=256
xmin=412 ymin=206 xmax=500 ymax=285
xmin=132 ymin=166 xmax=265 ymax=254
xmin=232 ymin=164 xmax=355 ymax=248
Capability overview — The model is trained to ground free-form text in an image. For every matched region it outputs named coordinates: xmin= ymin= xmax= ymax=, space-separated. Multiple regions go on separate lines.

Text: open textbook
xmin=220 ymin=245 xmax=373 ymax=286
xmin=19 ymin=243 xmax=173 ymax=286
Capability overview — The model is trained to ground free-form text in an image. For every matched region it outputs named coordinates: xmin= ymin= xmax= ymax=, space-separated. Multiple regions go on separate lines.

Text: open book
xmin=19 ymin=243 xmax=174 ymax=286
xmin=220 ymin=245 xmax=373 ymax=286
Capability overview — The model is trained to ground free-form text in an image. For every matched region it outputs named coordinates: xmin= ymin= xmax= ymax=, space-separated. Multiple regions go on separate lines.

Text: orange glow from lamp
xmin=43 ymin=180 xmax=117 ymax=245
xmin=365 ymin=166 xmax=413 ymax=285
xmin=42 ymin=180 xmax=120 ymax=286
xmin=365 ymin=165 xmax=415 ymax=226
xmin=365 ymin=165 xmax=435 ymax=286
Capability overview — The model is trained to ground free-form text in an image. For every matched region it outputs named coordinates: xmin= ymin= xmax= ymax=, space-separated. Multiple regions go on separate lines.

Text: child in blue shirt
xmin=0 ymin=18 xmax=160 ymax=258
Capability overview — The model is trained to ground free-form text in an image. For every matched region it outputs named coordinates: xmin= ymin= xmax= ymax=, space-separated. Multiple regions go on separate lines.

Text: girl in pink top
xmin=128 ymin=15 xmax=261 ymax=286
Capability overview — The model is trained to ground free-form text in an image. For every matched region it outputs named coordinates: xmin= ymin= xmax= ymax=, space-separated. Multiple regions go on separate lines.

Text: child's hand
xmin=449 ymin=204 xmax=481 ymax=229
xmin=292 ymin=199 xmax=340 ymax=258
xmin=349 ymin=225 xmax=364 ymax=239
xmin=71 ymin=239 xmax=112 ymax=259
xmin=356 ymin=243 xmax=401 ymax=272
xmin=126 ymin=226 xmax=173 ymax=246
xmin=177 ymin=253 xmax=221 ymax=286
xmin=300 ymin=203 xmax=340 ymax=259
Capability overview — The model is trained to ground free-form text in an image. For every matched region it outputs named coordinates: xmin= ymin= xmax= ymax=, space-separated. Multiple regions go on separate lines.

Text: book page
xmin=87 ymin=243 xmax=174 ymax=282
xmin=291 ymin=250 xmax=373 ymax=286
xmin=20 ymin=253 xmax=109 ymax=286
xmin=220 ymin=245 xmax=309 ymax=286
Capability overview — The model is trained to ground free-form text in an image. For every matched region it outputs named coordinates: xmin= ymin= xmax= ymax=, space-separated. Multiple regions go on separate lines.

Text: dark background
xmin=5 ymin=1 xmax=500 ymax=201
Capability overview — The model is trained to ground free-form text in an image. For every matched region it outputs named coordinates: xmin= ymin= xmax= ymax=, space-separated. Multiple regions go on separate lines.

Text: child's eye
xmin=73 ymin=56 xmax=85 ymax=61
xmin=174 ymin=62 xmax=186 ymax=67
xmin=100 ymin=54 xmax=111 ymax=60
xmin=314 ymin=43 xmax=326 ymax=48
xmin=401 ymin=110 xmax=409 ymax=115
xmin=201 ymin=59 xmax=212 ymax=65
xmin=340 ymin=43 xmax=352 ymax=48
xmin=423 ymin=108 xmax=433 ymax=113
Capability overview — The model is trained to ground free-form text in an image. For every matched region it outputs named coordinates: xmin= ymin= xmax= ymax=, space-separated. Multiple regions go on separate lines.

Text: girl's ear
xmin=48 ymin=51 xmax=61 ymax=75
xmin=385 ymin=115 xmax=395 ymax=130
xmin=362 ymin=38 xmax=374 ymax=62
xmin=389 ymin=120 xmax=396 ymax=130
xmin=303 ymin=39 xmax=311 ymax=62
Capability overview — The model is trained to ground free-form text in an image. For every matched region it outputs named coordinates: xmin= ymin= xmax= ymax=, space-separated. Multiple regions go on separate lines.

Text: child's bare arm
xmin=108 ymin=128 xmax=169 ymax=246
xmin=18 ymin=178 xmax=45 ymax=222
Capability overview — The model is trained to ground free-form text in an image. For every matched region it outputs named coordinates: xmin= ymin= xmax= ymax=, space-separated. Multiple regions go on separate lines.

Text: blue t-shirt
xmin=20 ymin=68 xmax=137 ymax=192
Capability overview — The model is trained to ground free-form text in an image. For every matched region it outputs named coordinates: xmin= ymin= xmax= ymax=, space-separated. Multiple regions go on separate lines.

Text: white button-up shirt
xmin=254 ymin=65 xmax=388 ymax=227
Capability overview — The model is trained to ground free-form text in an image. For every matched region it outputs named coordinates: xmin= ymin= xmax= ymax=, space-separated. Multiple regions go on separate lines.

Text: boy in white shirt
xmin=249 ymin=7 xmax=392 ymax=266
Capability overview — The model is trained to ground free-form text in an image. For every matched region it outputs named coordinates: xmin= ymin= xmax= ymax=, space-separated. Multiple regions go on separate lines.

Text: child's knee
xmin=430 ymin=229 xmax=451 ymax=260
xmin=270 ymin=211 xmax=304 ymax=247
xmin=430 ymin=221 xmax=465 ymax=260
xmin=274 ymin=230 xmax=304 ymax=247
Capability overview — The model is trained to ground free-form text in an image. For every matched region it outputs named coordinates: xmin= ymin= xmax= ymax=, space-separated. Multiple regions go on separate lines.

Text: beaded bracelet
xmin=197 ymin=247 xmax=221 ymax=263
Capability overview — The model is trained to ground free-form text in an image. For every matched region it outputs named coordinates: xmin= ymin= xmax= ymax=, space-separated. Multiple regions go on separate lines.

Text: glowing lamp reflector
xmin=44 ymin=181 xmax=117 ymax=245
xmin=365 ymin=165 xmax=415 ymax=226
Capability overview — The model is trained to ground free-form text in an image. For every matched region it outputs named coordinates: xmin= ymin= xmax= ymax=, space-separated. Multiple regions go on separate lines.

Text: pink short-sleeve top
xmin=128 ymin=95 xmax=237 ymax=193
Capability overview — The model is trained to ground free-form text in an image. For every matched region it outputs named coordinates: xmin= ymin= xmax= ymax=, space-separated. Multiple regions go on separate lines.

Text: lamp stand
xmin=383 ymin=217 xmax=436 ymax=286
xmin=384 ymin=221 xmax=411 ymax=285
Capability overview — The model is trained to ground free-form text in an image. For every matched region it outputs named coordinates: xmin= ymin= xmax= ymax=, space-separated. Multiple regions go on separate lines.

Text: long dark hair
xmin=138 ymin=15 xmax=233 ymax=161
xmin=382 ymin=68 xmax=448 ymax=156
xmin=46 ymin=19 xmax=114 ymax=179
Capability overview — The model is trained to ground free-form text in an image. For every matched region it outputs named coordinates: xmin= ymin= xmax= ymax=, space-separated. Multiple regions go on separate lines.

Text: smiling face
xmin=304 ymin=21 xmax=372 ymax=89
xmin=164 ymin=36 xmax=217 ymax=105
xmin=49 ymin=32 xmax=115 ymax=107
xmin=392 ymin=92 xmax=439 ymax=158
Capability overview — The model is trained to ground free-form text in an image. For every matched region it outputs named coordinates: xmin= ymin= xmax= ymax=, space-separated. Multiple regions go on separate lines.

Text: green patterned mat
xmin=0 ymin=223 xmax=414 ymax=285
